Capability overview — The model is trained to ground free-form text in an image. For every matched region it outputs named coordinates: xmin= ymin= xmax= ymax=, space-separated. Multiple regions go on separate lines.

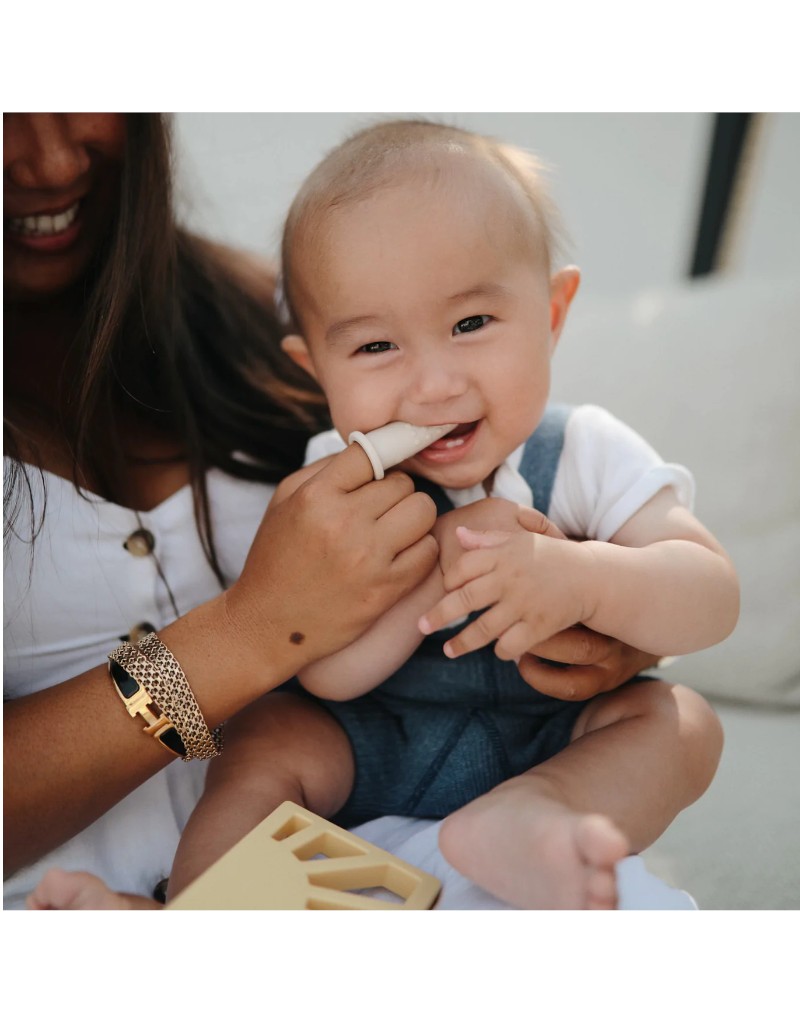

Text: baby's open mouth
xmin=425 ymin=421 xmax=479 ymax=450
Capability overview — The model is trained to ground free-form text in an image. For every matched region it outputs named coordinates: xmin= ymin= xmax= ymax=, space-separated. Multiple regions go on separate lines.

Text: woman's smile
xmin=5 ymin=199 xmax=83 ymax=252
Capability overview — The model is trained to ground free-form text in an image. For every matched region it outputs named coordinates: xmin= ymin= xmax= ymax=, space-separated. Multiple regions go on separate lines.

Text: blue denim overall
xmin=321 ymin=404 xmax=591 ymax=828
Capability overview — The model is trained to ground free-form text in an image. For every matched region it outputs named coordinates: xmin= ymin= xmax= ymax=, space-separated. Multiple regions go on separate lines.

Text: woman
xmin=4 ymin=113 xmax=657 ymax=908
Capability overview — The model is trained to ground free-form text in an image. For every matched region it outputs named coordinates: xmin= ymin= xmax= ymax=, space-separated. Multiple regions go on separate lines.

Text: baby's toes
xmin=586 ymin=866 xmax=618 ymax=910
xmin=577 ymin=814 xmax=629 ymax=869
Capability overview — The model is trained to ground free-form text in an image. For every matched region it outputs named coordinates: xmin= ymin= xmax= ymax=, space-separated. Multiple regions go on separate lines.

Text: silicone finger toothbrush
xmin=348 ymin=421 xmax=457 ymax=480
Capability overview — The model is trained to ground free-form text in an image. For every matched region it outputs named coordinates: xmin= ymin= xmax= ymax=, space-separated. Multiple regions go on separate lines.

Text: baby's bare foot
xmin=26 ymin=868 xmax=162 ymax=910
xmin=439 ymin=793 xmax=629 ymax=909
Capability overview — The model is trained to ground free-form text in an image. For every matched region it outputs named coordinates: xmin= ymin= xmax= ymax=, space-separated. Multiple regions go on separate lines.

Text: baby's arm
xmin=298 ymin=567 xmax=444 ymax=699
xmin=422 ymin=486 xmax=739 ymax=661
xmin=296 ymin=498 xmax=523 ymax=700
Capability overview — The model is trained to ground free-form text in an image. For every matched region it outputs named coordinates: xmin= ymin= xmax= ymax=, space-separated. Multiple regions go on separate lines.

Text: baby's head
xmin=281 ymin=119 xmax=579 ymax=490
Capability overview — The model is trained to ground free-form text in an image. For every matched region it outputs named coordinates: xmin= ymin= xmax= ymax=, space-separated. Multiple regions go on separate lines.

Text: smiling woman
xmin=3 ymin=112 xmax=441 ymax=907
xmin=4 ymin=114 xmax=126 ymax=301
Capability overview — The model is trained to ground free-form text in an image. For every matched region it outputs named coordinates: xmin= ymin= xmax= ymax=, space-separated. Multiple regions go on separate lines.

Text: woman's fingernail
xmin=418 ymin=616 xmax=431 ymax=635
xmin=443 ymin=642 xmax=455 ymax=658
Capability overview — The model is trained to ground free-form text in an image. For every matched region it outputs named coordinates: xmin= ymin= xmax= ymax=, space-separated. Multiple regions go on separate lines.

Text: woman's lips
xmin=416 ymin=420 xmax=481 ymax=464
xmin=4 ymin=200 xmax=83 ymax=252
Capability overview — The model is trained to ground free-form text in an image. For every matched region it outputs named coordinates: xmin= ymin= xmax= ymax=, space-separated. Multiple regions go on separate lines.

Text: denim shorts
xmin=311 ymin=631 xmax=592 ymax=829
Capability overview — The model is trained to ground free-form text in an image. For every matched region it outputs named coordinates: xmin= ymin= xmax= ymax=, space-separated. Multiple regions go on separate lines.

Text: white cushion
xmin=551 ymin=274 xmax=800 ymax=706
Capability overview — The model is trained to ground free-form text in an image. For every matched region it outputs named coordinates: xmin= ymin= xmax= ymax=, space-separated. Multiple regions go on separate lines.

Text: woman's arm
xmin=4 ymin=444 xmax=438 ymax=876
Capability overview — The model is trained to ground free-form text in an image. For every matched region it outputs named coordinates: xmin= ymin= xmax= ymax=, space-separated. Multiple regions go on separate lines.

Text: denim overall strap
xmin=519 ymin=402 xmax=572 ymax=515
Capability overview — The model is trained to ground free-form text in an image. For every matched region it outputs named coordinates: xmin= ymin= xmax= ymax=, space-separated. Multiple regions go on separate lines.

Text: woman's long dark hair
xmin=4 ymin=113 xmax=329 ymax=584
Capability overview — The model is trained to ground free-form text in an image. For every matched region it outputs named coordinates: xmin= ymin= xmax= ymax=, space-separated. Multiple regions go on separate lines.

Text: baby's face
xmin=288 ymin=171 xmax=572 ymax=490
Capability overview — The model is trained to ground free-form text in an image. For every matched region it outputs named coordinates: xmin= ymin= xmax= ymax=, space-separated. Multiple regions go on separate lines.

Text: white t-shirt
xmin=306 ymin=404 xmax=695 ymax=539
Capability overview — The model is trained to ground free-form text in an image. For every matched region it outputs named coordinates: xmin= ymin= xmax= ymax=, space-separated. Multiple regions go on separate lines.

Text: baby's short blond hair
xmin=281 ymin=118 xmax=565 ymax=331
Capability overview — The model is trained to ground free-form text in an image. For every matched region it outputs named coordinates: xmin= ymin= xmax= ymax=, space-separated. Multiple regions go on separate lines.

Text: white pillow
xmin=551 ymin=274 xmax=800 ymax=707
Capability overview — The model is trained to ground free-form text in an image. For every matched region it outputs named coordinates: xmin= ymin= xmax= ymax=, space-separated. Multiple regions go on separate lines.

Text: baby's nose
xmin=407 ymin=359 xmax=469 ymax=406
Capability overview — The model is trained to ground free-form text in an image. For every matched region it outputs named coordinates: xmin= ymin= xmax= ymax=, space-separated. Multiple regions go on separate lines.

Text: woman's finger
xmin=528 ymin=626 xmax=614 ymax=667
xmin=516 ymin=655 xmax=606 ymax=701
xmin=317 ymin=439 xmax=381 ymax=492
xmin=377 ymin=490 xmax=438 ymax=555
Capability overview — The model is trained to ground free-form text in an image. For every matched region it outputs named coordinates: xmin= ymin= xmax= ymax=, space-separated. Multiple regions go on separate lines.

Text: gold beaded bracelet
xmin=137 ymin=632 xmax=223 ymax=759
xmin=108 ymin=636 xmax=223 ymax=761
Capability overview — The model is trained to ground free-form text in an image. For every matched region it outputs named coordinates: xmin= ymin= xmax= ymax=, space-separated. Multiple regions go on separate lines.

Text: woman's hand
xmin=423 ymin=503 xmax=659 ymax=701
xmin=227 ymin=442 xmax=439 ymax=678
xmin=518 ymin=628 xmax=660 ymax=701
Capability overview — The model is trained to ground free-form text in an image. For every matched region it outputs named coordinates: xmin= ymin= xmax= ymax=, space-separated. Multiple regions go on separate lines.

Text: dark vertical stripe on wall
xmin=689 ymin=113 xmax=754 ymax=277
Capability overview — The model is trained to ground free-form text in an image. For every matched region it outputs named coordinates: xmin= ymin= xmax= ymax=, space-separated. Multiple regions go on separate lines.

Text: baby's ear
xmin=549 ymin=266 xmax=580 ymax=349
xmin=281 ymin=334 xmax=317 ymax=379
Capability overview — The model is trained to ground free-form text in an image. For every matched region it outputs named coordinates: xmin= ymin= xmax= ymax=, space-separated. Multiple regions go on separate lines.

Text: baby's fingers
xmin=440 ymin=548 xmax=498 ymax=593
xmin=494 ymin=622 xmax=539 ymax=662
xmin=455 ymin=525 xmax=514 ymax=551
xmin=419 ymin=575 xmax=498 ymax=636
xmin=442 ymin=603 xmax=519 ymax=659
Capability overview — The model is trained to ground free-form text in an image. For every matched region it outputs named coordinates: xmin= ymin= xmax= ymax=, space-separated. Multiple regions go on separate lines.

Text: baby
xmin=32 ymin=120 xmax=737 ymax=910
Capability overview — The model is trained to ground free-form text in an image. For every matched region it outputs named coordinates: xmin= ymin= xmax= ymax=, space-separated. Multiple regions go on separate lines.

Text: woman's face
xmin=3 ymin=114 xmax=127 ymax=303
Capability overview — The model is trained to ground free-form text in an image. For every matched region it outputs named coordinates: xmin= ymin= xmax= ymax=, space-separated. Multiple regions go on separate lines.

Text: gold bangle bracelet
xmin=107 ymin=655 xmax=186 ymax=758
xmin=109 ymin=638 xmax=222 ymax=761
xmin=136 ymin=632 xmax=223 ymax=760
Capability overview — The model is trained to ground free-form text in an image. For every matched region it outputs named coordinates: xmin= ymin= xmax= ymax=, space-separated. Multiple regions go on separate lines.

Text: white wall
xmin=173 ymin=112 xmax=707 ymax=302
xmin=735 ymin=112 xmax=800 ymax=279
xmin=173 ymin=112 xmax=799 ymax=303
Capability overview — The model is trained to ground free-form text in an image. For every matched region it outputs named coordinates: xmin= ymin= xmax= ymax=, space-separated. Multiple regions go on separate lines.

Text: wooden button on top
xmin=123 ymin=528 xmax=155 ymax=557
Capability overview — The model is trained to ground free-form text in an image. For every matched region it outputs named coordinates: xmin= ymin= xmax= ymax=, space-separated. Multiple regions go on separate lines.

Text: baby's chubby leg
xmin=167 ymin=690 xmax=354 ymax=901
xmin=438 ymin=680 xmax=722 ymax=909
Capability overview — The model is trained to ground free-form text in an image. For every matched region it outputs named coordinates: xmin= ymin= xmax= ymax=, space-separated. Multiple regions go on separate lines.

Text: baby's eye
xmin=453 ymin=315 xmax=491 ymax=335
xmin=357 ymin=340 xmax=397 ymax=355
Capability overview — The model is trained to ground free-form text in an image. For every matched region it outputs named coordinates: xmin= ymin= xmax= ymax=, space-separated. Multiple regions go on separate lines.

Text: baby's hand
xmin=419 ymin=528 xmax=596 ymax=661
xmin=432 ymin=499 xmax=566 ymax=575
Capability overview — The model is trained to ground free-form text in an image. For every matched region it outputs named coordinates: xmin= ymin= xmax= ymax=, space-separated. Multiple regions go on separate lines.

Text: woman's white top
xmin=3 ymin=404 xmax=693 ymax=909
xmin=3 ymin=465 xmax=276 ymax=909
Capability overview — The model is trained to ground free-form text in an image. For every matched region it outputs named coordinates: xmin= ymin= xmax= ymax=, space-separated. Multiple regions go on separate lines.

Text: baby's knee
xmin=668 ymin=683 xmax=724 ymax=781
xmin=583 ymin=680 xmax=723 ymax=791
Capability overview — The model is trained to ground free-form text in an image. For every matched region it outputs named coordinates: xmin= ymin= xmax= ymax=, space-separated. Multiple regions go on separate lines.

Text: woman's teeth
xmin=7 ymin=202 xmax=80 ymax=237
